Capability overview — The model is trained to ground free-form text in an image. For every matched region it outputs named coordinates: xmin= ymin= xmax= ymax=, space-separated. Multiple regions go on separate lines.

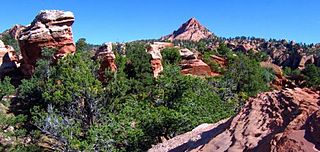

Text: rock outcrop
xmin=179 ymin=48 xmax=215 ymax=76
xmin=18 ymin=10 xmax=76 ymax=76
xmin=8 ymin=25 xmax=25 ymax=40
xmin=145 ymin=42 xmax=174 ymax=77
xmin=95 ymin=43 xmax=117 ymax=81
xmin=0 ymin=40 xmax=19 ymax=78
xmin=147 ymin=44 xmax=164 ymax=78
xmin=161 ymin=18 xmax=213 ymax=42
xmin=149 ymin=88 xmax=320 ymax=152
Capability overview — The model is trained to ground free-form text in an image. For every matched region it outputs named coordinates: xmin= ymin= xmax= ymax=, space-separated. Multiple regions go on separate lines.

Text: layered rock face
xmin=18 ymin=10 xmax=76 ymax=76
xmin=161 ymin=18 xmax=213 ymax=42
xmin=0 ymin=40 xmax=19 ymax=77
xmin=149 ymin=88 xmax=320 ymax=152
xmin=179 ymin=48 xmax=214 ymax=76
xmin=95 ymin=43 xmax=117 ymax=81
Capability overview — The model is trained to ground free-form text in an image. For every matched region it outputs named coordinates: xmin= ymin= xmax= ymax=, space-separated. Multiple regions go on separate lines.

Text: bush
xmin=75 ymin=38 xmax=90 ymax=52
xmin=161 ymin=47 xmax=181 ymax=65
xmin=284 ymin=67 xmax=301 ymax=76
xmin=217 ymin=43 xmax=232 ymax=56
xmin=0 ymin=77 xmax=15 ymax=102
xmin=302 ymin=64 xmax=320 ymax=88
xmin=0 ymin=33 xmax=20 ymax=53
xmin=224 ymin=53 xmax=273 ymax=96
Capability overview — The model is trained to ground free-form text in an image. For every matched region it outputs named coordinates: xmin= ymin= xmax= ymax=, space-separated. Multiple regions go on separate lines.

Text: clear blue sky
xmin=0 ymin=0 xmax=319 ymax=44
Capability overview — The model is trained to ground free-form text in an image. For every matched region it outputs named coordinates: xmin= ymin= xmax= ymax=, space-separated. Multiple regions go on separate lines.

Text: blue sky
xmin=0 ymin=0 xmax=319 ymax=44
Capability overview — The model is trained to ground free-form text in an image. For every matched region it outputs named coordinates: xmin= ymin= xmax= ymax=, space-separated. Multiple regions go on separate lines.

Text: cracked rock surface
xmin=149 ymin=88 xmax=320 ymax=152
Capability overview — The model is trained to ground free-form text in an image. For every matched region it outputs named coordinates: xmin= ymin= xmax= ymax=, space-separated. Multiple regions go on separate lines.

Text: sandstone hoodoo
xmin=95 ymin=42 xmax=117 ymax=81
xmin=161 ymin=17 xmax=214 ymax=42
xmin=147 ymin=44 xmax=164 ymax=78
xmin=18 ymin=10 xmax=76 ymax=76
xmin=149 ymin=88 xmax=320 ymax=152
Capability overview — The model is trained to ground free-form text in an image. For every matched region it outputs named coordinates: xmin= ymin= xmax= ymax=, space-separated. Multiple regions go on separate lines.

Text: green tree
xmin=224 ymin=53 xmax=273 ymax=96
xmin=161 ymin=47 xmax=181 ymax=65
xmin=0 ymin=33 xmax=20 ymax=53
xmin=125 ymin=43 xmax=154 ymax=93
xmin=0 ymin=77 xmax=15 ymax=102
xmin=217 ymin=43 xmax=232 ymax=56
xmin=76 ymin=38 xmax=90 ymax=52
xmin=302 ymin=64 xmax=320 ymax=88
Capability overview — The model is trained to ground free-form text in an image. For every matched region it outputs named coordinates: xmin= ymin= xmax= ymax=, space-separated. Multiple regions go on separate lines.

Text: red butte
xmin=95 ymin=42 xmax=117 ymax=81
xmin=18 ymin=10 xmax=76 ymax=76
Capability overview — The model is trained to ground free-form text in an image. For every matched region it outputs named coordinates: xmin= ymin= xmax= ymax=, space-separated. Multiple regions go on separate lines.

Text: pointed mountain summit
xmin=161 ymin=17 xmax=214 ymax=42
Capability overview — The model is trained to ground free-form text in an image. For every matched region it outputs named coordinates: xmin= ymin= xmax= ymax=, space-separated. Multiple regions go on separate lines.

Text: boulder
xmin=298 ymin=55 xmax=315 ymax=70
xmin=180 ymin=59 xmax=214 ymax=76
xmin=149 ymin=88 xmax=320 ymax=152
xmin=210 ymin=55 xmax=227 ymax=67
xmin=179 ymin=48 xmax=197 ymax=60
xmin=179 ymin=48 xmax=215 ymax=76
xmin=18 ymin=10 xmax=76 ymax=76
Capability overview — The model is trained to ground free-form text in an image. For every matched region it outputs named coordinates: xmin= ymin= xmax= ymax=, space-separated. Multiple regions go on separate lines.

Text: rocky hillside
xmin=159 ymin=18 xmax=320 ymax=70
xmin=149 ymin=88 xmax=320 ymax=152
xmin=217 ymin=38 xmax=320 ymax=69
xmin=161 ymin=18 xmax=214 ymax=42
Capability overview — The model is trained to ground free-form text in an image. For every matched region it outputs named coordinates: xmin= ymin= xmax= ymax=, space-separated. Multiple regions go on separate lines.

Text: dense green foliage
xmin=224 ymin=53 xmax=273 ymax=97
xmin=0 ymin=40 xmax=280 ymax=151
xmin=75 ymin=38 xmax=91 ymax=52
xmin=302 ymin=64 xmax=320 ymax=88
xmin=284 ymin=67 xmax=301 ymax=76
xmin=0 ymin=43 xmax=238 ymax=151
xmin=161 ymin=47 xmax=181 ymax=65
xmin=0 ymin=77 xmax=15 ymax=101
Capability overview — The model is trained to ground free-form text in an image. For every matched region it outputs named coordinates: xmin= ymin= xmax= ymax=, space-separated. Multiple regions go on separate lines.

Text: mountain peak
xmin=161 ymin=17 xmax=214 ymax=42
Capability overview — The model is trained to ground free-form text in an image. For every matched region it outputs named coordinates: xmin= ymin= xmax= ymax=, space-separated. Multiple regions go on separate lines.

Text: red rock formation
xmin=161 ymin=18 xmax=213 ymax=42
xmin=8 ymin=24 xmax=25 ymax=40
xmin=298 ymin=55 xmax=315 ymax=70
xmin=149 ymin=88 xmax=320 ymax=152
xmin=180 ymin=59 xmax=214 ymax=76
xmin=260 ymin=61 xmax=290 ymax=89
xmin=147 ymin=44 xmax=164 ymax=77
xmin=0 ymin=40 xmax=19 ymax=77
xmin=150 ymin=59 xmax=163 ymax=77
xmin=210 ymin=55 xmax=227 ymax=67
xmin=179 ymin=48 xmax=214 ymax=76
xmin=95 ymin=43 xmax=117 ymax=81
xmin=18 ymin=10 xmax=76 ymax=76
